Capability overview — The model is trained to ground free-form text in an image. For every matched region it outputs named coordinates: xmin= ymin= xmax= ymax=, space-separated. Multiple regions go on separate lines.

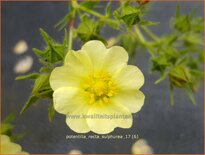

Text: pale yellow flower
xmin=50 ymin=40 xmax=145 ymax=134
xmin=131 ymin=139 xmax=153 ymax=154
xmin=0 ymin=134 xmax=29 ymax=154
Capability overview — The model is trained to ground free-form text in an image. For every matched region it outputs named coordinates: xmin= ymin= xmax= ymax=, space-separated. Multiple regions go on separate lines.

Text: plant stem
xmin=68 ymin=18 xmax=74 ymax=51
xmin=134 ymin=26 xmax=146 ymax=44
xmin=78 ymin=4 xmax=119 ymax=26
xmin=133 ymin=26 xmax=155 ymax=57
xmin=141 ymin=26 xmax=159 ymax=42
xmin=79 ymin=5 xmax=103 ymax=18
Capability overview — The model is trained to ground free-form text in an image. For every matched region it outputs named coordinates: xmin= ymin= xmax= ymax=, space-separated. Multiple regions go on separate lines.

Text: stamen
xmin=83 ymin=73 xmax=117 ymax=104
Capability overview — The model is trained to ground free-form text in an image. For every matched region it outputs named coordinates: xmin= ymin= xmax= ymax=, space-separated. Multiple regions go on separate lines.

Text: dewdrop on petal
xmin=131 ymin=139 xmax=153 ymax=154
xmin=13 ymin=40 xmax=28 ymax=54
xmin=14 ymin=56 xmax=33 ymax=74
xmin=68 ymin=149 xmax=82 ymax=154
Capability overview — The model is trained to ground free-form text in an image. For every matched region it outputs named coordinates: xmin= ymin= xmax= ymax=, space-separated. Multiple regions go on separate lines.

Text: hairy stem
xmin=77 ymin=4 xmax=119 ymax=26
xmin=68 ymin=17 xmax=74 ymax=51
xmin=134 ymin=26 xmax=155 ymax=57
xmin=141 ymin=26 xmax=159 ymax=41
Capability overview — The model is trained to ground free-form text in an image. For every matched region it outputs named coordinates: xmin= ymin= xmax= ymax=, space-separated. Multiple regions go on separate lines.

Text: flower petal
xmin=53 ymin=87 xmax=90 ymax=133
xmin=86 ymin=102 xmax=132 ymax=134
xmin=81 ymin=40 xmax=107 ymax=70
xmin=113 ymin=65 xmax=144 ymax=90
xmin=50 ymin=66 xmax=80 ymax=90
xmin=50 ymin=50 xmax=93 ymax=91
xmin=1 ymin=135 xmax=23 ymax=154
xmin=53 ymin=87 xmax=82 ymax=114
xmin=64 ymin=50 xmax=92 ymax=70
xmin=66 ymin=106 xmax=90 ymax=133
xmin=103 ymin=46 xmax=128 ymax=73
xmin=112 ymin=90 xmax=145 ymax=113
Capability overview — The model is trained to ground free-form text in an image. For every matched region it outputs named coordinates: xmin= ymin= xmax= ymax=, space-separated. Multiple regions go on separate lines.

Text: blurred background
xmin=2 ymin=1 xmax=204 ymax=154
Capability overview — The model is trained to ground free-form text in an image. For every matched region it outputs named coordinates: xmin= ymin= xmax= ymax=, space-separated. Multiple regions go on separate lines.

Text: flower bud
xmin=169 ymin=65 xmax=190 ymax=87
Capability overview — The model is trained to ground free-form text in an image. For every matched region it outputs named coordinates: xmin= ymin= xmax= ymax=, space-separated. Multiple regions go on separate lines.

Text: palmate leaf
xmin=33 ymin=28 xmax=68 ymax=64
xmin=76 ymin=16 xmax=105 ymax=43
xmin=19 ymin=29 xmax=68 ymax=114
xmin=114 ymin=5 xmax=141 ymax=27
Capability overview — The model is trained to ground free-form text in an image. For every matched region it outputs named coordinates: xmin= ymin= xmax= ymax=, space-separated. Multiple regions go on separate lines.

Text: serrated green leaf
xmin=185 ymin=87 xmax=196 ymax=105
xmin=33 ymin=48 xmax=45 ymax=57
xmin=32 ymin=74 xmax=50 ymax=95
xmin=77 ymin=16 xmax=105 ymax=43
xmin=20 ymin=96 xmax=39 ymax=114
xmin=151 ymin=57 xmax=171 ymax=73
xmin=33 ymin=29 xmax=67 ymax=64
xmin=15 ymin=73 xmax=40 ymax=80
xmin=48 ymin=102 xmax=55 ymax=122
xmin=80 ymin=0 xmax=98 ymax=10
xmin=121 ymin=5 xmax=141 ymax=26
xmin=40 ymin=28 xmax=53 ymax=45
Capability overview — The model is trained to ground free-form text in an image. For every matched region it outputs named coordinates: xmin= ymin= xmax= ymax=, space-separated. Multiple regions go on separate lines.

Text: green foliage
xmin=1 ymin=113 xmax=27 ymax=142
xmin=17 ymin=1 xmax=204 ymax=120
xmin=15 ymin=73 xmax=40 ymax=80
xmin=1 ymin=113 xmax=16 ymax=135
xmin=143 ymin=6 xmax=204 ymax=105
xmin=33 ymin=28 xmax=67 ymax=64
xmin=114 ymin=5 xmax=141 ymax=26
xmin=174 ymin=6 xmax=203 ymax=33
xmin=48 ymin=102 xmax=55 ymax=122
xmin=32 ymin=74 xmax=53 ymax=98
xmin=76 ymin=16 xmax=105 ymax=43
xmin=17 ymin=28 xmax=67 ymax=121
xmin=80 ymin=0 xmax=99 ymax=10
xmin=20 ymin=96 xmax=39 ymax=114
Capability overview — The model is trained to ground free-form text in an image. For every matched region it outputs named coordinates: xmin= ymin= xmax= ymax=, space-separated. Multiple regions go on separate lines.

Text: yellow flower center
xmin=82 ymin=73 xmax=117 ymax=104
